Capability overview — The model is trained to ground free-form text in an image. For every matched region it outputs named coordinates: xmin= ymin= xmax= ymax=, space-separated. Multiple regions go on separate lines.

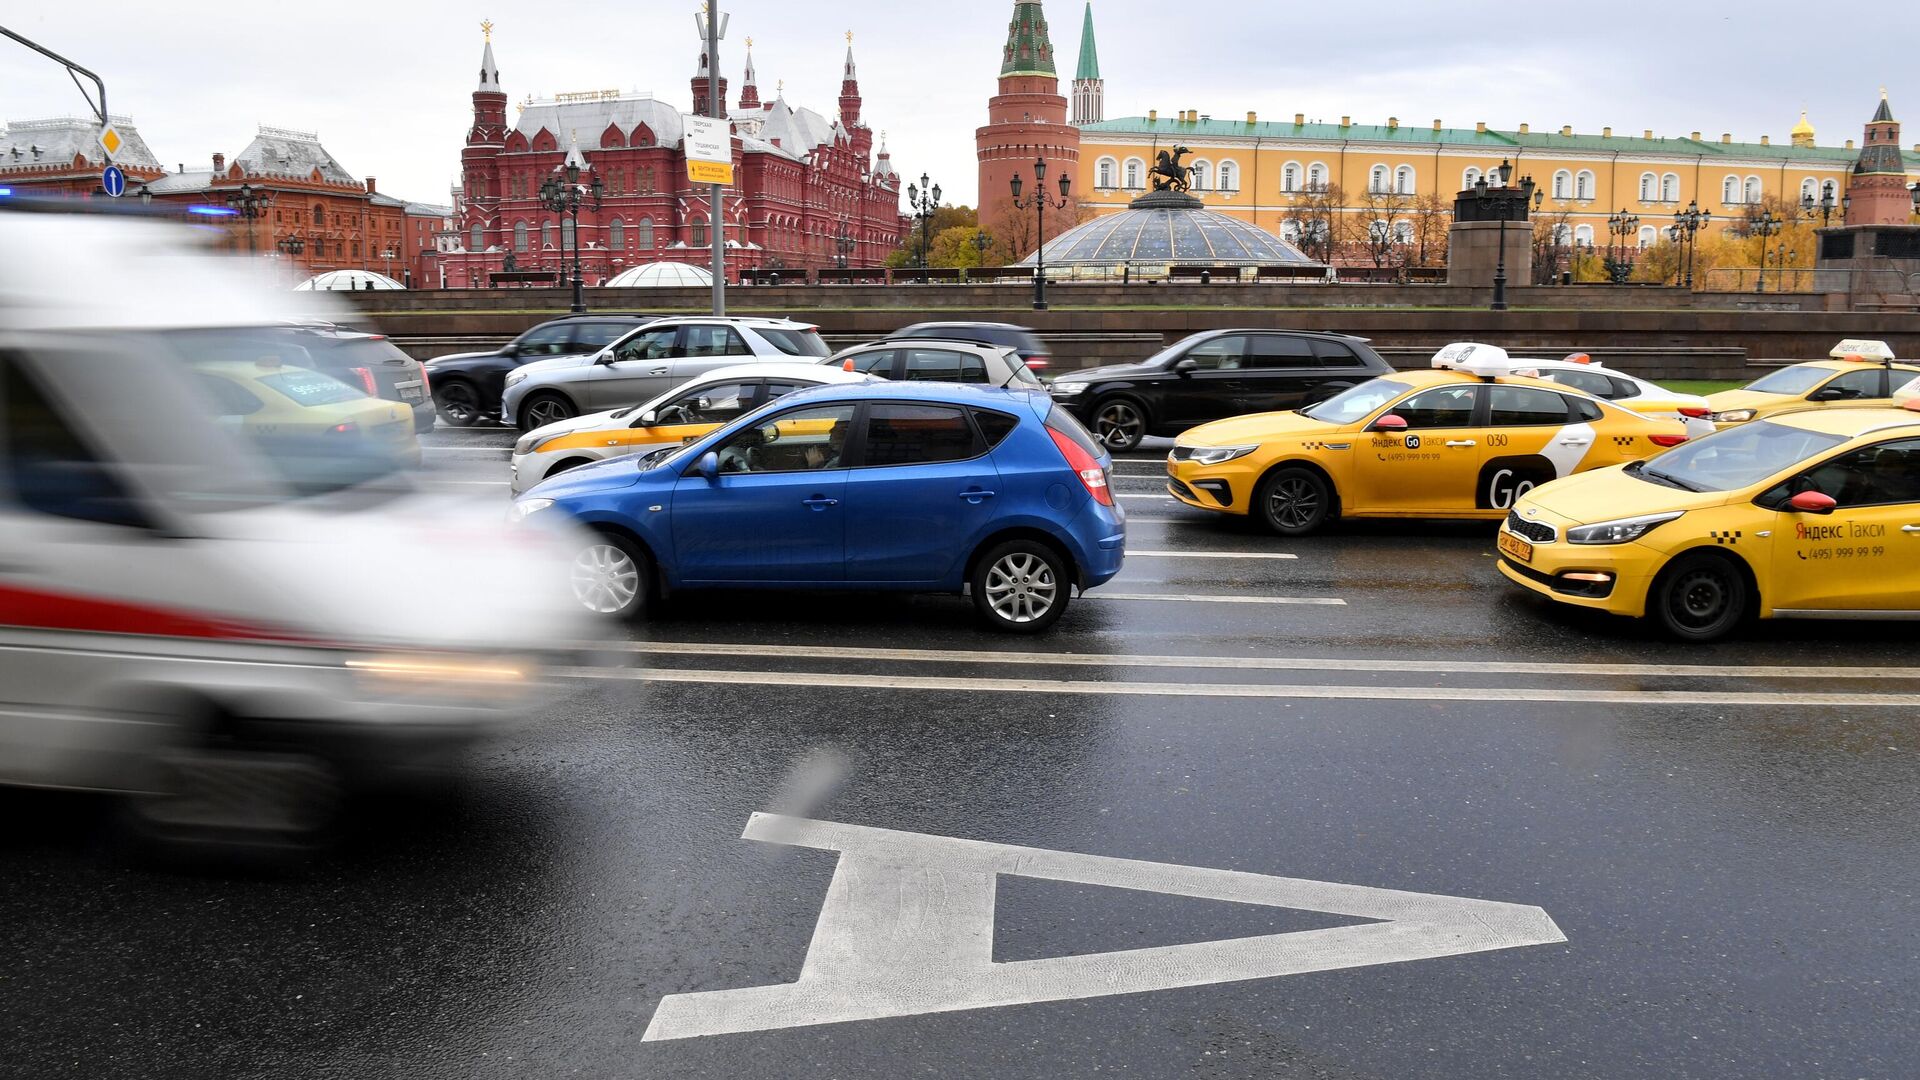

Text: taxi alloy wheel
xmin=1256 ymin=467 xmax=1331 ymax=536
xmin=521 ymin=393 xmax=577 ymax=432
xmin=1095 ymin=398 xmax=1147 ymax=452
xmin=974 ymin=540 xmax=1071 ymax=633
xmin=435 ymin=381 xmax=482 ymax=427
xmin=572 ymin=534 xmax=650 ymax=619
xmin=1654 ymin=552 xmax=1748 ymax=643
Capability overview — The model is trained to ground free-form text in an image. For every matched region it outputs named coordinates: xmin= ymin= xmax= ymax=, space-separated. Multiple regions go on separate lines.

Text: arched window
xmin=1217 ymin=161 xmax=1237 ymax=191
xmin=1575 ymin=170 xmax=1595 ymax=200
xmin=691 ymin=218 xmax=708 ymax=247
xmin=1096 ymin=157 xmax=1116 ymax=189
xmin=469 ymin=223 xmax=483 ymax=252
xmin=1639 ymin=172 xmax=1656 ymax=201
xmin=1123 ymin=158 xmax=1144 ymax=190
xmin=1190 ymin=160 xmax=1211 ymax=191
xmin=1308 ymin=163 xmax=1328 ymax=190
xmin=1552 ymin=223 xmax=1573 ymax=245
xmin=1800 ymin=178 xmax=1819 ymax=203
xmin=1638 ymin=225 xmax=1658 ymax=248
xmin=1280 ymin=220 xmax=1303 ymax=243
xmin=1552 ymin=170 xmax=1572 ymax=200
xmin=543 ymin=222 xmax=556 ymax=250
xmin=1370 ymin=165 xmax=1389 ymax=194
xmin=561 ymin=218 xmax=575 ymax=249
xmin=635 ymin=217 xmax=654 ymax=250
xmin=1395 ymin=165 xmax=1415 ymax=195
xmin=1282 ymin=162 xmax=1301 ymax=193
xmin=1392 ymin=220 xmax=1415 ymax=243
xmin=1573 ymin=224 xmax=1595 ymax=246
xmin=1661 ymin=173 xmax=1681 ymax=202
xmin=512 ymin=221 xmax=527 ymax=253
xmin=1822 ymin=179 xmax=1837 ymax=201
xmin=1744 ymin=176 xmax=1762 ymax=204
xmin=1464 ymin=166 xmax=1484 ymax=189
xmin=609 ymin=219 xmax=626 ymax=251
xmin=1722 ymin=175 xmax=1740 ymax=205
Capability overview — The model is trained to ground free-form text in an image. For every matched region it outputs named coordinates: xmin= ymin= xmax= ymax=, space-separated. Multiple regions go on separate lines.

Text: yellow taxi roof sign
xmin=1830 ymin=339 xmax=1895 ymax=362
xmin=1431 ymin=342 xmax=1510 ymax=373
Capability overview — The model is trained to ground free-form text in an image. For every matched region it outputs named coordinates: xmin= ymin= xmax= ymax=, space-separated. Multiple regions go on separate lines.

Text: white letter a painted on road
xmin=642 ymin=813 xmax=1566 ymax=1041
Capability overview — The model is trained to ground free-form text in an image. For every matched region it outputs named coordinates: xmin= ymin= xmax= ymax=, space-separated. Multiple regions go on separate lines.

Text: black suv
xmin=1047 ymin=330 xmax=1395 ymax=451
xmin=890 ymin=322 xmax=1051 ymax=370
xmin=425 ymin=313 xmax=659 ymax=426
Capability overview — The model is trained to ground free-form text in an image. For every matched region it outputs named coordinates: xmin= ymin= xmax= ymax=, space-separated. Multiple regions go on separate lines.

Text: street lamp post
xmin=1669 ymin=201 xmax=1712 ymax=290
xmin=1801 ymin=187 xmax=1849 ymax=228
xmin=540 ymin=157 xmax=604 ymax=313
xmin=1910 ymin=182 xmax=1920 ymax=218
xmin=1010 ymin=157 xmax=1072 ymax=312
xmin=972 ymin=230 xmax=991 ymax=267
xmin=225 ymin=183 xmax=271 ymax=257
xmin=1606 ymin=209 xmax=1640 ymax=284
xmin=906 ymin=173 xmax=940 ymax=271
xmin=1484 ymin=159 xmax=1532 ymax=312
xmin=1748 ymin=208 xmax=1782 ymax=293
xmin=833 ymin=218 xmax=855 ymax=269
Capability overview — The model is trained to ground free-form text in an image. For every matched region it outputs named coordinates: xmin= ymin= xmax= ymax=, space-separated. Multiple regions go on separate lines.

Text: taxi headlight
xmin=1050 ymin=382 xmax=1089 ymax=398
xmin=1567 ymin=511 xmax=1685 ymax=545
xmin=517 ymin=432 xmax=567 ymax=454
xmin=508 ymin=497 xmax=555 ymax=523
xmin=1189 ymin=444 xmax=1260 ymax=466
xmin=1710 ymin=409 xmax=1755 ymax=423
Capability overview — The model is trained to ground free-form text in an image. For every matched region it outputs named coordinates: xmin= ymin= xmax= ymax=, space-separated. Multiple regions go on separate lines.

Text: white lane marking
xmin=610 ymin=641 xmax=1920 ymax=681
xmin=1091 ymin=593 xmax=1344 ymax=606
xmin=1128 ymin=550 xmax=1297 ymax=561
xmin=559 ymin=667 xmax=1920 ymax=707
xmin=641 ymin=814 xmax=1564 ymax=1041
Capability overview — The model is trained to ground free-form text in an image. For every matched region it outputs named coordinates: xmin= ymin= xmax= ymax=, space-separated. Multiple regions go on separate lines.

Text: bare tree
xmin=1282 ymin=182 xmax=1345 ymax=265
xmin=1356 ymin=188 xmax=1413 ymax=269
xmin=1408 ymin=192 xmax=1452 ymax=268
xmin=1531 ymin=210 xmax=1575 ymax=285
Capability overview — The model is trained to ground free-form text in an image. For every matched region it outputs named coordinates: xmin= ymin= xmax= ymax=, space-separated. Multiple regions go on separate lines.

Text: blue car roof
xmin=765 ymin=381 xmax=1051 ymax=410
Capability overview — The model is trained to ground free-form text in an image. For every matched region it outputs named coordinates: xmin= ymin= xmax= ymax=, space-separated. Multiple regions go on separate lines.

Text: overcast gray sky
xmin=5 ymin=1 xmax=1915 ymax=208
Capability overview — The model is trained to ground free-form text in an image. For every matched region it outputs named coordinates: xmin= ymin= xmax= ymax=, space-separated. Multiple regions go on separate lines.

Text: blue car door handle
xmin=802 ymin=496 xmax=840 ymax=510
xmin=959 ymin=489 xmax=998 ymax=503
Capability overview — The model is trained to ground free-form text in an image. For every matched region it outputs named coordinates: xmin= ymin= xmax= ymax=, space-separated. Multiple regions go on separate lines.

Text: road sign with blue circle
xmin=101 ymin=165 xmax=126 ymax=199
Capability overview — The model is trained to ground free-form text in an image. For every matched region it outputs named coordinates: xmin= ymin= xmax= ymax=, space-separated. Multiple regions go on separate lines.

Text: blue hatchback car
xmin=512 ymin=382 xmax=1126 ymax=632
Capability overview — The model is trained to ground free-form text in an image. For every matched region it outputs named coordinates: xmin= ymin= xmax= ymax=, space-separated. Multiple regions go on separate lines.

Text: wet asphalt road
xmin=4 ymin=427 xmax=1919 ymax=1079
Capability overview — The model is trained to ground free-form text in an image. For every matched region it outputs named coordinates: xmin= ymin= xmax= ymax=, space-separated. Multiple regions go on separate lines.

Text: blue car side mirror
xmin=698 ymin=452 xmax=721 ymax=483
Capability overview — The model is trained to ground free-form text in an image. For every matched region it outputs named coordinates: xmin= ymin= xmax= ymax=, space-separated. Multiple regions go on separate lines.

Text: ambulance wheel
xmin=1653 ymin=552 xmax=1748 ymax=643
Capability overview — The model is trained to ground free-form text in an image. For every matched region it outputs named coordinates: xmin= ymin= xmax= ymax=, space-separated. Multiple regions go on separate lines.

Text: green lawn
xmin=1662 ymin=380 xmax=1745 ymax=396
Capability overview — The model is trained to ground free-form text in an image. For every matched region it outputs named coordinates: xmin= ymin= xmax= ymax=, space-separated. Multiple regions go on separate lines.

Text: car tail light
xmin=1649 ymin=434 xmax=1690 ymax=447
xmin=1678 ymin=406 xmax=1711 ymax=418
xmin=1048 ymin=428 xmax=1113 ymax=506
xmin=328 ymin=422 xmax=360 ymax=435
xmin=417 ymin=362 xmax=432 ymax=393
xmin=350 ymin=366 xmax=378 ymax=395
xmin=1026 ymin=355 xmax=1051 ymax=371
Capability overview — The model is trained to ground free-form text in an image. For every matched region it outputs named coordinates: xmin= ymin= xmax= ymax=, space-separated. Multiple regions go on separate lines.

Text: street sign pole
xmin=704 ymin=3 xmax=727 ymax=316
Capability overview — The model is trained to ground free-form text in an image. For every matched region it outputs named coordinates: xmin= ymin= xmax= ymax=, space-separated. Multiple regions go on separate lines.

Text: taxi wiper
xmin=1634 ymin=462 xmax=1704 ymax=492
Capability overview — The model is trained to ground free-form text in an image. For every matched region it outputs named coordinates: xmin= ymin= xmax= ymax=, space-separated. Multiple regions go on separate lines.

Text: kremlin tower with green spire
xmin=977 ymin=0 xmax=1081 ymax=244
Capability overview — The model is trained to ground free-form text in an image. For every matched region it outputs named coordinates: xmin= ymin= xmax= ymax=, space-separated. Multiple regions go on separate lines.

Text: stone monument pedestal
xmin=1448 ymin=220 xmax=1534 ymax=289
xmin=1814 ymin=224 xmax=1920 ymax=310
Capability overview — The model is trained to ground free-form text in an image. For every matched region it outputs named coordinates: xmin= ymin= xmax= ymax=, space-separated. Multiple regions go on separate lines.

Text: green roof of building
xmin=1075 ymin=2 xmax=1100 ymax=82
xmin=1080 ymin=116 xmax=1920 ymax=168
xmin=1001 ymin=1 xmax=1057 ymax=77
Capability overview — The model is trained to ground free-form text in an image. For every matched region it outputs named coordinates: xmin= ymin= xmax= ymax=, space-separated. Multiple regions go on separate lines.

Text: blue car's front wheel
xmin=571 ymin=532 xmax=651 ymax=620
xmin=972 ymin=540 xmax=1072 ymax=634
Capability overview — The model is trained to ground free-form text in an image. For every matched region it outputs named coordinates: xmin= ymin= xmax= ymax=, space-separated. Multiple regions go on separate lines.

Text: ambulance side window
xmin=1 ymin=355 xmax=151 ymax=529
xmin=1790 ymin=439 xmax=1920 ymax=508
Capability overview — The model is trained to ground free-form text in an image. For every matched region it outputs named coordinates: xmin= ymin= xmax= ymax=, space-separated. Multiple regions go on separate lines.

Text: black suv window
xmin=517 ymin=322 xmax=576 ymax=356
xmin=1247 ymin=335 xmax=1318 ymax=370
xmin=573 ymin=321 xmax=639 ymax=351
xmin=1182 ymin=335 xmax=1248 ymax=371
xmin=860 ymin=404 xmax=980 ymax=466
xmin=1393 ymin=385 xmax=1479 ymax=429
xmin=1310 ymin=340 xmax=1364 ymax=368
xmin=1489 ymin=386 xmax=1575 ymax=426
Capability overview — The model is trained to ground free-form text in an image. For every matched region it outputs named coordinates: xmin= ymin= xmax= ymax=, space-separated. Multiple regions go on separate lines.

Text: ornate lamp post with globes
xmin=1011 ymin=157 xmax=1071 ymax=311
xmin=540 ymin=155 xmax=604 ymax=313
xmin=906 ymin=173 xmax=940 ymax=271
xmin=225 ymin=183 xmax=272 ymax=257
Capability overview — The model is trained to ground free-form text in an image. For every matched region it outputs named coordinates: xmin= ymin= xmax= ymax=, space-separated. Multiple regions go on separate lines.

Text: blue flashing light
xmin=188 ymin=205 xmax=240 ymax=217
xmin=0 ymin=187 xmax=13 ymax=197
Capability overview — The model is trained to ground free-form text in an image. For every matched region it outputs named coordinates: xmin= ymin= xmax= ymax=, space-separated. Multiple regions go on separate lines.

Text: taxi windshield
xmin=1743 ymin=366 xmax=1832 ymax=395
xmin=1632 ymin=420 xmax=1849 ymax=493
xmin=1302 ymin=379 xmax=1411 ymax=425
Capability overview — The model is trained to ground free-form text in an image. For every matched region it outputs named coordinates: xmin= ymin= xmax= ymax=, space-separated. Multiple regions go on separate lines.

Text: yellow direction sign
xmin=683 ymin=114 xmax=734 ymax=187
xmin=97 ymin=123 xmax=123 ymax=162
xmin=688 ymin=159 xmax=734 ymax=185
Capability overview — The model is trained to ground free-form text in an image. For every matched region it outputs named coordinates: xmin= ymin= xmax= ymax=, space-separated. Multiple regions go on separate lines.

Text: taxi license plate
xmin=1498 ymin=531 xmax=1534 ymax=564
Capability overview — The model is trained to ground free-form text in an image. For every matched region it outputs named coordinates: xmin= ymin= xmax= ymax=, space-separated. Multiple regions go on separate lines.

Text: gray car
xmin=501 ymin=316 xmax=832 ymax=429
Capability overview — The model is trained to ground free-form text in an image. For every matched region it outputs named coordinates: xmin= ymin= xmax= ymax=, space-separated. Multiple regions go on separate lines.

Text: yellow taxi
xmin=1706 ymin=340 xmax=1920 ymax=428
xmin=509 ymin=363 xmax=873 ymax=494
xmin=1498 ymin=401 xmax=1920 ymax=640
xmin=1167 ymin=344 xmax=1692 ymax=535
xmin=191 ymin=359 xmax=421 ymax=467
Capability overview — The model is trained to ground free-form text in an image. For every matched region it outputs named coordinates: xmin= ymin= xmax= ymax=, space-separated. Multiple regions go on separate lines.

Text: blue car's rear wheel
xmin=972 ymin=540 xmax=1071 ymax=633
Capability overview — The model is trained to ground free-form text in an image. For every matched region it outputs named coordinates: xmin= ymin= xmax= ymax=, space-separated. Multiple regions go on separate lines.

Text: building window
xmin=691 ymin=218 xmax=708 ymax=247
xmin=636 ymin=217 xmax=655 ymax=250
xmin=1392 ymin=220 xmax=1414 ymax=244
xmin=1395 ymin=165 xmax=1415 ymax=195
xmin=1096 ymin=157 xmax=1116 ymax=189
xmin=469 ymin=224 xmax=482 ymax=252
xmin=513 ymin=221 xmax=527 ymax=253
xmin=1639 ymin=172 xmax=1656 ymax=201
xmin=1661 ymin=173 xmax=1680 ymax=202
xmin=1217 ymin=161 xmax=1237 ymax=191
xmin=1575 ymin=170 xmax=1595 ymax=200
xmin=1190 ymin=160 xmax=1211 ymax=191
xmin=1638 ymin=225 xmax=1657 ymax=248
xmin=1123 ymin=158 xmax=1144 ymax=190
xmin=1464 ymin=166 xmax=1483 ymax=189
xmin=1800 ymin=178 xmax=1819 ymax=202
xmin=1822 ymin=179 xmax=1837 ymax=201
xmin=1552 ymin=170 xmax=1571 ymax=200
xmin=1573 ymin=224 xmax=1595 ymax=246
xmin=1722 ymin=175 xmax=1740 ymax=205
xmin=1370 ymin=165 xmax=1389 ymax=194
xmin=543 ymin=222 xmax=556 ymax=250
xmin=1744 ymin=176 xmax=1762 ymax=204
xmin=561 ymin=218 xmax=575 ymax=249
xmin=1308 ymin=163 xmax=1328 ymax=190
xmin=1282 ymin=162 xmax=1300 ymax=193
xmin=610 ymin=219 xmax=626 ymax=251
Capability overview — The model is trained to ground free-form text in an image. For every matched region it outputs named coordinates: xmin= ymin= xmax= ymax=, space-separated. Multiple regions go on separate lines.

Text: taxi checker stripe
xmin=560 ymin=667 xmax=1920 ymax=708
xmin=0 ymin=583 xmax=317 ymax=644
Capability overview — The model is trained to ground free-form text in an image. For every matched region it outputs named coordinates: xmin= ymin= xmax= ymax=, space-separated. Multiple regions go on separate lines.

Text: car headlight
xmin=508 ymin=498 xmax=555 ymax=523
xmin=504 ymin=370 xmax=530 ymax=389
xmin=1050 ymin=382 xmax=1089 ymax=398
xmin=1188 ymin=445 xmax=1260 ymax=466
xmin=1567 ymin=511 xmax=1684 ymax=545
xmin=1710 ymin=409 xmax=1755 ymax=423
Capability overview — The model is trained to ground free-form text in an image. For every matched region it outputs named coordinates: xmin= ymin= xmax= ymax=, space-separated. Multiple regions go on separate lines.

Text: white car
xmin=1500 ymin=353 xmax=1716 ymax=439
xmin=501 ymin=316 xmax=832 ymax=430
xmin=826 ymin=338 xmax=1043 ymax=389
xmin=510 ymin=363 xmax=878 ymax=494
xmin=0 ymin=210 xmax=592 ymax=852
